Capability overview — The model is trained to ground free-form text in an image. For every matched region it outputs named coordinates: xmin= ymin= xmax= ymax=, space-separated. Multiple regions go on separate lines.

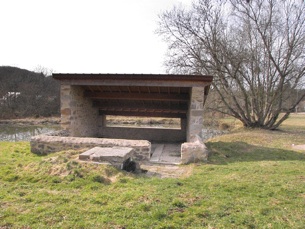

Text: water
xmin=0 ymin=124 xmax=60 ymax=142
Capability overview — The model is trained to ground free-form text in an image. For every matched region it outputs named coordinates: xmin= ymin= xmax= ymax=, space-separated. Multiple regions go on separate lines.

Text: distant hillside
xmin=0 ymin=66 xmax=60 ymax=119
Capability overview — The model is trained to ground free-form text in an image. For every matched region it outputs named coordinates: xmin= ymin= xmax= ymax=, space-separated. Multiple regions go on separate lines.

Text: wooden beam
xmin=53 ymin=73 xmax=213 ymax=87
xmin=99 ymin=107 xmax=187 ymax=114
xmin=84 ymin=91 xmax=189 ymax=102
xmin=93 ymin=101 xmax=188 ymax=112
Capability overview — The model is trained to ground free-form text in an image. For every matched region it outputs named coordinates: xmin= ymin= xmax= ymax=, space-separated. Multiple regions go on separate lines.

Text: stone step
xmin=79 ymin=146 xmax=135 ymax=169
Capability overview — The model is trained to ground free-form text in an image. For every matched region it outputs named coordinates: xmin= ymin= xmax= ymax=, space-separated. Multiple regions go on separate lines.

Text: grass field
xmin=1 ymin=114 xmax=305 ymax=228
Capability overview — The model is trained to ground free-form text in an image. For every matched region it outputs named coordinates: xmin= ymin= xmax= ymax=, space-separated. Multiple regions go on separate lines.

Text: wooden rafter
xmin=84 ymin=91 xmax=189 ymax=102
xmin=94 ymin=102 xmax=188 ymax=112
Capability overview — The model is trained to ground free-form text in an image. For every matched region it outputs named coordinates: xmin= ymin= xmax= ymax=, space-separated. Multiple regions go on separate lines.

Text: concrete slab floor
xmin=150 ymin=143 xmax=182 ymax=164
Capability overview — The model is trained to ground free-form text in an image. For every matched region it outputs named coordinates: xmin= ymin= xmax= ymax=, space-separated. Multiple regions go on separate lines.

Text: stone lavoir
xmin=30 ymin=73 xmax=213 ymax=165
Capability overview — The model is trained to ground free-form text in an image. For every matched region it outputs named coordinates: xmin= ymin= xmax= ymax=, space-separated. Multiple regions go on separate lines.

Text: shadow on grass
xmin=206 ymin=141 xmax=305 ymax=165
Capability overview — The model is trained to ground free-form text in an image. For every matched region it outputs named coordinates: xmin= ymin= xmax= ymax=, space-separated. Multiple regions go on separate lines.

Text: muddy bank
xmin=106 ymin=116 xmax=180 ymax=128
xmin=0 ymin=117 xmax=61 ymax=126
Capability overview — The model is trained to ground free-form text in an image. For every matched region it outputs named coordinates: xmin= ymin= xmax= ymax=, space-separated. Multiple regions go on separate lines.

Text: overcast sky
xmin=0 ymin=0 xmax=192 ymax=74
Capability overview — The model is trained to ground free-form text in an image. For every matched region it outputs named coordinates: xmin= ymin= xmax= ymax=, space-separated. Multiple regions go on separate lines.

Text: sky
xmin=0 ymin=0 xmax=192 ymax=74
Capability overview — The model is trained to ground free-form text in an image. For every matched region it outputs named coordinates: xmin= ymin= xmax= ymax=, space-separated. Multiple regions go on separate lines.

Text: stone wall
xmin=99 ymin=126 xmax=186 ymax=142
xmin=98 ymin=116 xmax=187 ymax=142
xmin=60 ymin=85 xmax=99 ymax=137
xmin=31 ymin=135 xmax=151 ymax=161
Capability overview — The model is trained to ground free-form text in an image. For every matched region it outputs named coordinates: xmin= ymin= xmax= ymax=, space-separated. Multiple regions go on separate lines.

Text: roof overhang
xmin=52 ymin=73 xmax=213 ymax=87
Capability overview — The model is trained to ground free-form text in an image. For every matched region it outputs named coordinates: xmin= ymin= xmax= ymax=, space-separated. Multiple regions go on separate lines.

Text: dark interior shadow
xmin=206 ymin=141 xmax=305 ymax=165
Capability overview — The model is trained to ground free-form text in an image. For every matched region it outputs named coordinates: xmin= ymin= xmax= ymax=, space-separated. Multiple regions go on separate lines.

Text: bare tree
xmin=34 ymin=65 xmax=54 ymax=77
xmin=157 ymin=0 xmax=305 ymax=129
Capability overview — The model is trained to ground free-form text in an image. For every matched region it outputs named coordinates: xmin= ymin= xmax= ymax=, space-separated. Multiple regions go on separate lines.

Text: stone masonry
xmin=180 ymin=87 xmax=209 ymax=164
xmin=31 ymin=135 xmax=151 ymax=161
xmin=187 ymin=87 xmax=206 ymax=142
xmin=181 ymin=135 xmax=209 ymax=164
xmin=61 ymin=85 xmax=99 ymax=137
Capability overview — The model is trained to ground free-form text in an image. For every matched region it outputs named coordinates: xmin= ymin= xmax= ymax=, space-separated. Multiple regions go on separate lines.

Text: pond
xmin=0 ymin=124 xmax=61 ymax=142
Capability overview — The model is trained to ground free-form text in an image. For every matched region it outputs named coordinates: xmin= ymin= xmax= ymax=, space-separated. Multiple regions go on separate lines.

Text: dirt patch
xmin=292 ymin=144 xmax=305 ymax=151
xmin=76 ymin=159 xmax=192 ymax=179
xmin=140 ymin=163 xmax=193 ymax=178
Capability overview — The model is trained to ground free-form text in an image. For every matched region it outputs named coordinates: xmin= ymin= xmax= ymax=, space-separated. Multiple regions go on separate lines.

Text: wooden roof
xmin=53 ymin=73 xmax=213 ymax=118
xmin=52 ymin=73 xmax=213 ymax=87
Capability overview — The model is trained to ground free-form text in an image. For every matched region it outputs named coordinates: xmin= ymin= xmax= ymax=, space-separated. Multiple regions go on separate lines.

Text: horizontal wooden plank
xmin=99 ymin=107 xmax=187 ymax=114
xmin=84 ymin=91 xmax=189 ymax=102
xmin=93 ymin=101 xmax=188 ymax=112
xmin=85 ymin=86 xmax=191 ymax=94
xmin=53 ymin=73 xmax=213 ymax=88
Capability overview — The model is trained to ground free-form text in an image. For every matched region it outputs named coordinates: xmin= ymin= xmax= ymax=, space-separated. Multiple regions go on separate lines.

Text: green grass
xmin=1 ymin=114 xmax=305 ymax=228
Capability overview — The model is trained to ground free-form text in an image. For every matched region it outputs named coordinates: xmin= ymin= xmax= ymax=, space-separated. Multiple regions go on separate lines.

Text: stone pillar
xmin=60 ymin=84 xmax=99 ymax=137
xmin=60 ymin=85 xmax=72 ymax=131
xmin=187 ymin=87 xmax=205 ymax=142
xmin=183 ymin=88 xmax=208 ymax=164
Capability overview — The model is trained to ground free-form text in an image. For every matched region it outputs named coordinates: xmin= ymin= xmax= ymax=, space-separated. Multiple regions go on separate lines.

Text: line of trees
xmin=157 ymin=0 xmax=305 ymax=129
xmin=0 ymin=66 xmax=60 ymax=119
